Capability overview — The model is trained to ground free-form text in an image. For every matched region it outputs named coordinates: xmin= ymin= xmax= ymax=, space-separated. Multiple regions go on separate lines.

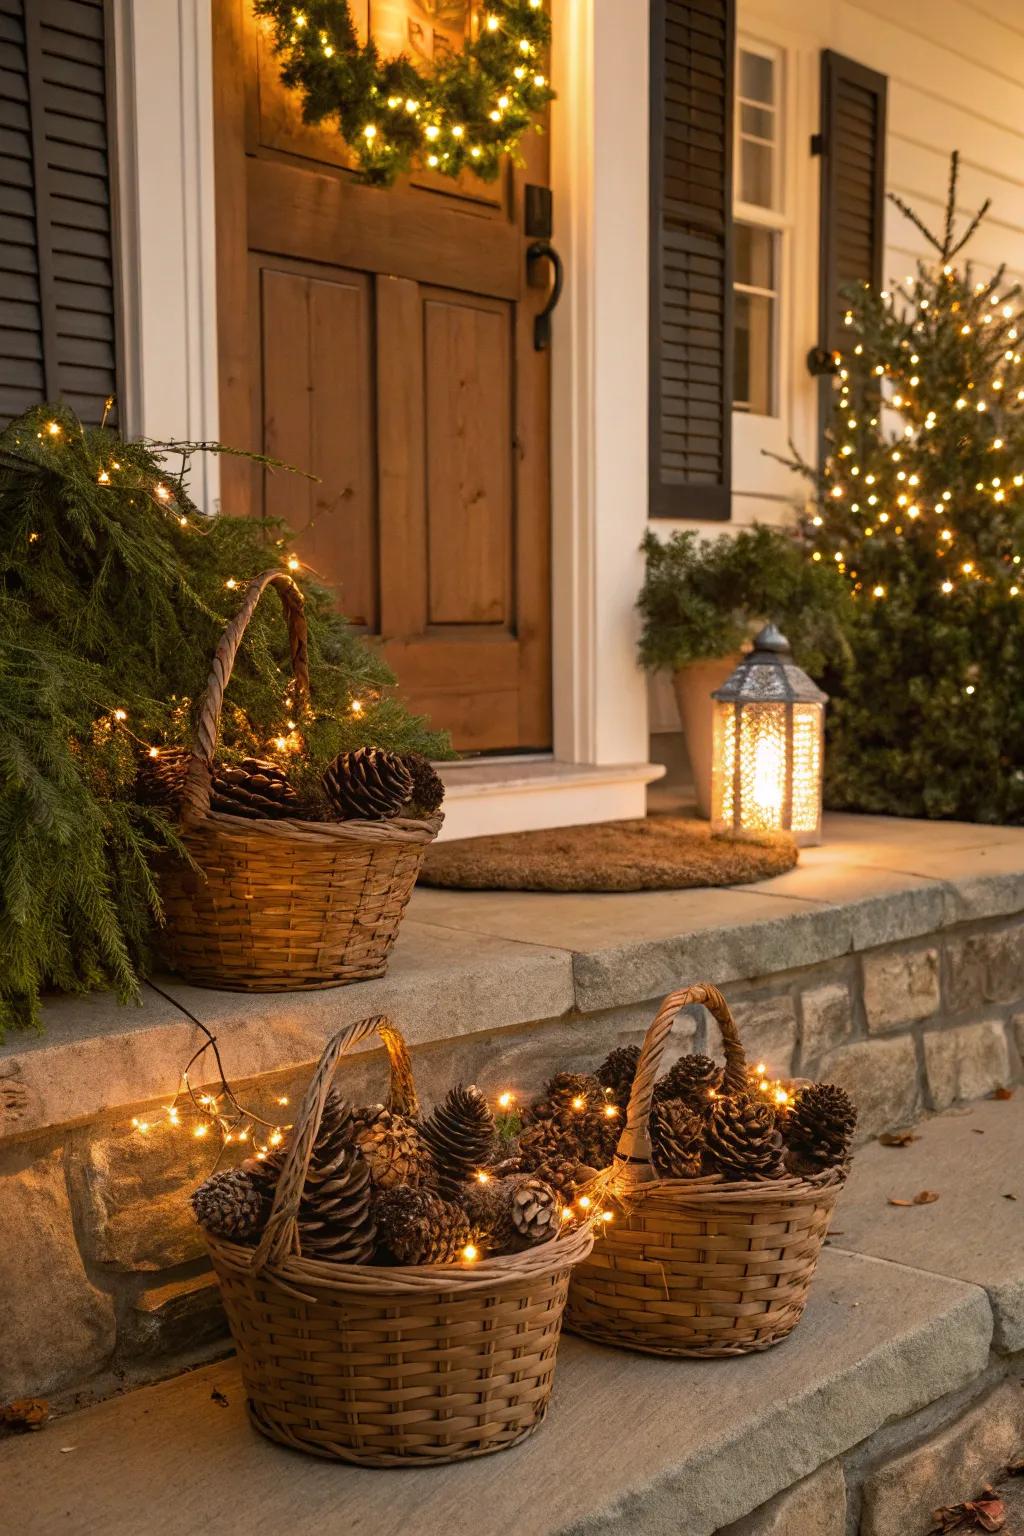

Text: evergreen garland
xmin=788 ymin=153 xmax=1024 ymax=823
xmin=253 ymin=0 xmax=554 ymax=186
xmin=0 ymin=404 xmax=450 ymax=1034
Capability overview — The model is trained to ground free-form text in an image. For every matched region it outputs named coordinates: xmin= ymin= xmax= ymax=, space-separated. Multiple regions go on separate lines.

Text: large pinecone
xmin=375 ymin=1186 xmax=473 ymax=1265
xmin=211 ymin=757 xmax=301 ymax=820
xmin=322 ymin=747 xmax=413 ymax=821
xmin=421 ymin=1084 xmax=496 ymax=1197
xmin=509 ymin=1133 xmax=593 ymax=1211
xmin=784 ymin=1083 xmax=857 ymax=1173
xmin=650 ymin=1099 xmax=704 ymax=1179
xmin=653 ymin=1054 xmax=723 ymax=1113
xmin=402 ymin=753 xmax=446 ymax=816
xmin=464 ymin=1174 xmax=559 ymax=1251
xmin=704 ymin=1093 xmax=785 ymax=1181
xmin=524 ymin=1072 xmax=619 ymax=1170
xmin=596 ymin=1045 xmax=641 ymax=1111
xmin=279 ymin=1091 xmax=377 ymax=1262
xmin=191 ymin=1167 xmax=266 ymax=1241
xmin=136 ymin=745 xmax=191 ymax=811
xmin=355 ymin=1107 xmax=435 ymax=1191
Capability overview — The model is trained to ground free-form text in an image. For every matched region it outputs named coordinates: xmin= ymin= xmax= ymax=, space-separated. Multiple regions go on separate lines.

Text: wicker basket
xmin=565 ymin=982 xmax=844 ymax=1358
xmin=205 ymin=1013 xmax=595 ymax=1465
xmin=158 ymin=569 xmax=440 ymax=991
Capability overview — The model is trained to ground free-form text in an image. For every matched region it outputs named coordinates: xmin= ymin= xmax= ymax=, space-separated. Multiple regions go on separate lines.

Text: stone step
xmin=10 ymin=1102 xmax=1024 ymax=1536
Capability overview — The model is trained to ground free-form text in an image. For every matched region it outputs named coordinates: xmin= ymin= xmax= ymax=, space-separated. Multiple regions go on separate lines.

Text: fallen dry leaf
xmin=210 ymin=1388 xmax=229 ymax=1408
xmin=914 ymin=1190 xmax=941 ymax=1204
xmin=1006 ymin=1455 xmax=1024 ymax=1476
xmin=888 ymin=1197 xmax=914 ymax=1207
xmin=972 ymin=1128 xmax=986 ymax=1135
xmin=880 ymin=1129 xmax=921 ymax=1147
xmin=0 ymin=1398 xmax=49 ymax=1433
xmin=1004 ymin=1194 xmax=1018 ymax=1202
xmin=989 ymin=1087 xmax=1014 ymax=1101
xmin=930 ymin=1489 xmax=1005 ymax=1532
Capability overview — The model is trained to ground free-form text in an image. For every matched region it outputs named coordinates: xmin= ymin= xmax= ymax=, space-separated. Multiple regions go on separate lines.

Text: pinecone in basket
xmin=421 ymin=1084 xmax=496 ymax=1198
xmin=464 ymin=1173 xmax=560 ymax=1251
xmin=355 ymin=1106 xmax=436 ymax=1191
xmin=653 ymin=1054 xmax=723 ymax=1114
xmin=524 ymin=1072 xmax=619 ymax=1170
xmin=256 ymin=1090 xmax=376 ymax=1262
xmin=191 ymin=1166 xmax=266 ymax=1241
xmin=322 ymin=747 xmax=413 ymax=821
xmin=784 ymin=1082 xmax=857 ymax=1174
xmin=374 ymin=1186 xmax=474 ymax=1265
xmin=402 ymin=752 xmax=446 ymax=817
xmin=514 ymin=1123 xmax=596 ymax=1210
xmin=596 ymin=1044 xmax=641 ymax=1111
xmin=210 ymin=757 xmax=301 ymax=820
xmin=135 ymin=744 xmax=191 ymax=812
xmin=704 ymin=1093 xmax=786 ymax=1182
xmin=650 ymin=1098 xmax=704 ymax=1179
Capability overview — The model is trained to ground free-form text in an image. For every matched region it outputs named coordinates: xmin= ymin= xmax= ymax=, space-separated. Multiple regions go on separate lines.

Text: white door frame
xmin=110 ymin=0 xmax=652 ymax=780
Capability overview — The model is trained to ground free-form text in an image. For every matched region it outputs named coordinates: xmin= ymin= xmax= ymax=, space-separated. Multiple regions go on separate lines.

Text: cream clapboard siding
xmin=650 ymin=0 xmax=1024 ymax=730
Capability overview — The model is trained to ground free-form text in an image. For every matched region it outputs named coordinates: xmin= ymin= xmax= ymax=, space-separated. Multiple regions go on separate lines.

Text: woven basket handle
xmin=180 ymin=570 xmax=309 ymax=828
xmin=612 ymin=982 xmax=748 ymax=1188
xmin=252 ymin=1013 xmax=404 ymax=1272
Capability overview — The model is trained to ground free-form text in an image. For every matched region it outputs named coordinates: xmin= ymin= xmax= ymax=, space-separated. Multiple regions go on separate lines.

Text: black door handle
xmin=527 ymin=241 xmax=564 ymax=351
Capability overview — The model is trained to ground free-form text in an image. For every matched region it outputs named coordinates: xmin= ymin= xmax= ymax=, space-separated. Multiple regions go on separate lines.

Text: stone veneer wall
xmin=2 ymin=909 xmax=1023 ymax=1408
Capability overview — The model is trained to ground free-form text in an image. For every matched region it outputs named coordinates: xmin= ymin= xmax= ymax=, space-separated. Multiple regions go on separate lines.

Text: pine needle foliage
xmin=0 ymin=404 xmax=450 ymax=1034
xmin=787 ymin=153 xmax=1024 ymax=823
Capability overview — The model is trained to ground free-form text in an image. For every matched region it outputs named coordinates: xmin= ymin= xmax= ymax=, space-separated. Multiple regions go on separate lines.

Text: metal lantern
xmin=710 ymin=624 xmax=828 ymax=847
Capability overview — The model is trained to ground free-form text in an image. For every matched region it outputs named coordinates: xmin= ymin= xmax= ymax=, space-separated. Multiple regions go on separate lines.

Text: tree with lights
xmin=795 ymin=153 xmax=1024 ymax=824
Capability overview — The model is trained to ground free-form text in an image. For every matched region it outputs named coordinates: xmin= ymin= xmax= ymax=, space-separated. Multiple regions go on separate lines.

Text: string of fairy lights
xmin=812 ymin=262 xmax=1024 ymax=610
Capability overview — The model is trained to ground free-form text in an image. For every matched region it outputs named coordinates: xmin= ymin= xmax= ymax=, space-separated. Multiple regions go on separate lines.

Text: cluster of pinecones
xmin=191 ymin=1083 xmax=564 ymax=1265
xmin=137 ymin=744 xmax=445 ymax=824
xmin=505 ymin=1046 xmax=857 ymax=1188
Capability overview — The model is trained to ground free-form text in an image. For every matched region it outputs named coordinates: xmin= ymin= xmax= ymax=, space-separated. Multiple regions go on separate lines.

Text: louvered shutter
xmin=0 ymin=0 xmax=120 ymax=427
xmin=649 ymin=0 xmax=735 ymax=521
xmin=817 ymin=51 xmax=887 ymax=360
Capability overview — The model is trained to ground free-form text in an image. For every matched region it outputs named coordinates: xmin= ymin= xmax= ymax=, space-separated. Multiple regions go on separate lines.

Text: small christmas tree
xmin=798 ymin=152 xmax=1024 ymax=823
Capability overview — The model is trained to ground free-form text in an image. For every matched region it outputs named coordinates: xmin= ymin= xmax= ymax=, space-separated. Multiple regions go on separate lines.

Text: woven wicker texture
xmin=205 ymin=1014 xmax=595 ymax=1465
xmin=158 ymin=571 xmax=439 ymax=991
xmin=565 ymin=983 xmax=843 ymax=1358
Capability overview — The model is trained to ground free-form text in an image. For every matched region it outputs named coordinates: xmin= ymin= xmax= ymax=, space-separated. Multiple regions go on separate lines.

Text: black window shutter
xmin=817 ymin=51 xmax=887 ymax=362
xmin=0 ymin=0 xmax=121 ymax=428
xmin=649 ymin=0 xmax=735 ymax=521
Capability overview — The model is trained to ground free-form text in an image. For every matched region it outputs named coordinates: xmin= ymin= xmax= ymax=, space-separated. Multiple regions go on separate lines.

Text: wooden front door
xmin=213 ymin=2 xmax=552 ymax=754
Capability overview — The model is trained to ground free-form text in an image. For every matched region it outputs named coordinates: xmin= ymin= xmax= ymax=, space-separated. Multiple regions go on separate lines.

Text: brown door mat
xmin=419 ymin=817 xmax=798 ymax=892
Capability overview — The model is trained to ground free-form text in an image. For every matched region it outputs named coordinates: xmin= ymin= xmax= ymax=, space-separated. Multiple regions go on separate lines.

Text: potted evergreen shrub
xmin=637 ymin=527 xmax=846 ymax=816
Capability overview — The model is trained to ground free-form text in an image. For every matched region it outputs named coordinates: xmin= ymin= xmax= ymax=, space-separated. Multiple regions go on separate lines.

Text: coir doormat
xmin=419 ymin=817 xmax=798 ymax=893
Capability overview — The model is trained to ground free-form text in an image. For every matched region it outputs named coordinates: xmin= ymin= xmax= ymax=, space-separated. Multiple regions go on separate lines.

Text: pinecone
xmin=322 ymin=747 xmax=413 ymax=821
xmin=135 ymin=744 xmax=191 ymax=811
xmin=653 ymin=1054 xmax=723 ymax=1113
xmin=650 ymin=1099 xmax=704 ymax=1179
xmin=596 ymin=1044 xmax=641 ymax=1111
xmin=210 ymin=757 xmax=301 ymax=820
xmin=374 ymin=1186 xmax=473 ymax=1265
xmin=402 ymin=752 xmax=445 ymax=816
xmin=784 ymin=1083 xmax=857 ymax=1173
xmin=514 ymin=1123 xmax=595 ymax=1209
xmin=191 ymin=1167 xmax=266 ymax=1241
xmin=290 ymin=1091 xmax=377 ymax=1262
xmin=540 ymin=1071 xmax=605 ymax=1113
xmin=421 ymin=1084 xmax=496 ymax=1197
xmin=704 ymin=1093 xmax=786 ymax=1181
xmin=355 ymin=1107 xmax=435 ymax=1191
xmin=464 ymin=1174 xmax=559 ymax=1251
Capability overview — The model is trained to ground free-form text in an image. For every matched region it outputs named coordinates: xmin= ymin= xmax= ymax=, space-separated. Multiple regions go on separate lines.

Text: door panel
xmin=215 ymin=0 xmax=552 ymax=752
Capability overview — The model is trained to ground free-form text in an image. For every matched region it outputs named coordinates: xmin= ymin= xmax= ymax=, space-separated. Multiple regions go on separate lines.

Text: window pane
xmin=733 ymin=290 xmax=775 ymax=415
xmin=734 ymin=224 xmax=775 ymax=290
xmin=740 ymin=50 xmax=774 ymax=106
xmin=741 ymin=102 xmax=774 ymax=141
xmin=740 ymin=137 xmax=773 ymax=207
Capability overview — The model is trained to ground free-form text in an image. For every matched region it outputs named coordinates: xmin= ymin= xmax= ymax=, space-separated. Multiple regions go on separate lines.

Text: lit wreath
xmin=253 ymin=0 xmax=554 ymax=186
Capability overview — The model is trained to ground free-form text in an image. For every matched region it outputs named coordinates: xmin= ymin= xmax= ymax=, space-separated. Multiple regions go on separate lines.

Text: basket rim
xmin=183 ymin=808 xmax=443 ymax=847
xmin=588 ymin=1163 xmax=847 ymax=1209
xmin=205 ymin=1217 xmax=596 ymax=1298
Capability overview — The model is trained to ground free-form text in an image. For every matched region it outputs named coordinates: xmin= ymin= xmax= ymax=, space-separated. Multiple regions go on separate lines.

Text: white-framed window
xmin=733 ymin=40 xmax=784 ymax=418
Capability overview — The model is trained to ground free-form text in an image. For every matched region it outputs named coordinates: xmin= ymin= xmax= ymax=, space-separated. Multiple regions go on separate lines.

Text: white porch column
xmin=550 ymin=0 xmax=651 ymax=768
xmin=110 ymin=0 xmax=220 ymax=511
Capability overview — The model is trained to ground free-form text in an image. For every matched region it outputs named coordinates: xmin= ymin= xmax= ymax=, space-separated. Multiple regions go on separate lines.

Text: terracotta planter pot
xmin=672 ymin=653 xmax=743 ymax=819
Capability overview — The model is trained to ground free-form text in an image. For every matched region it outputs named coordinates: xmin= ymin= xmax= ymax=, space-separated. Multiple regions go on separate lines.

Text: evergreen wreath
xmin=253 ymin=0 xmax=554 ymax=186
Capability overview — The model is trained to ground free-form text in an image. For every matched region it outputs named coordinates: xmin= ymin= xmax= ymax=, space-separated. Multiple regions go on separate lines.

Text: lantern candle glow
xmin=710 ymin=624 xmax=828 ymax=847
